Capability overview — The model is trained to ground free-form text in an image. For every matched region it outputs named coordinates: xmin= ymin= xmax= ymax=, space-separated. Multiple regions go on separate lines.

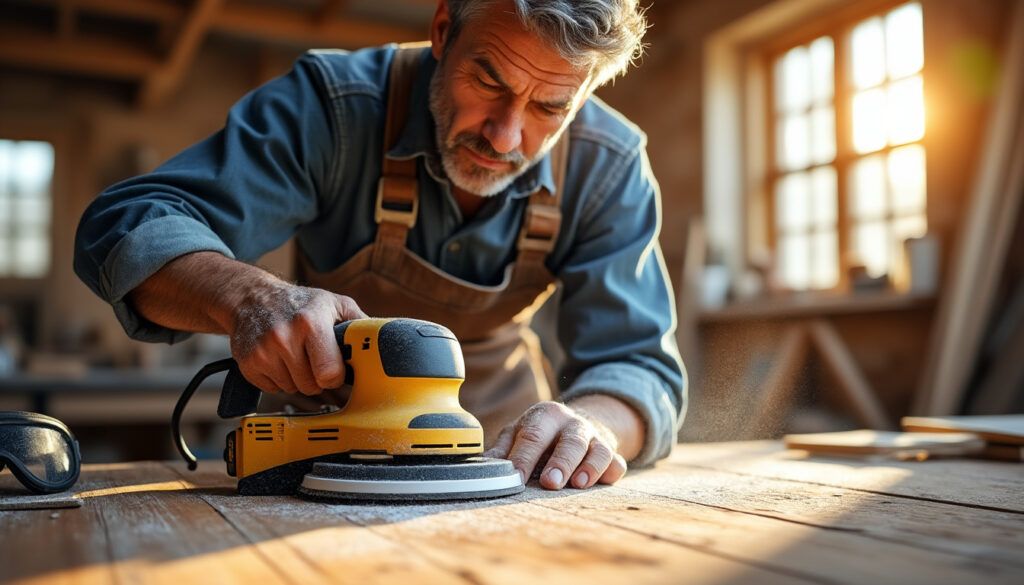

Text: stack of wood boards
xmin=902 ymin=414 xmax=1024 ymax=461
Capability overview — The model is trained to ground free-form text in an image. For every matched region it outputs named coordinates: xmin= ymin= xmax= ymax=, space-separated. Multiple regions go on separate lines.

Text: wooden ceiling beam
xmin=61 ymin=0 xmax=185 ymax=23
xmin=57 ymin=1 xmax=76 ymax=39
xmin=38 ymin=0 xmax=426 ymax=45
xmin=214 ymin=1 xmax=425 ymax=48
xmin=138 ymin=0 xmax=223 ymax=108
xmin=315 ymin=0 xmax=351 ymax=24
xmin=0 ymin=27 xmax=161 ymax=79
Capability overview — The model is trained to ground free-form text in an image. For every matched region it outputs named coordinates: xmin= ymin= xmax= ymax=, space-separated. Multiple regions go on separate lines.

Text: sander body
xmin=172 ymin=318 xmax=523 ymax=501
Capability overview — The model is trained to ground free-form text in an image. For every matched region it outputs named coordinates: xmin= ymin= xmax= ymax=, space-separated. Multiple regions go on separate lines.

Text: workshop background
xmin=1 ymin=0 xmax=1021 ymax=463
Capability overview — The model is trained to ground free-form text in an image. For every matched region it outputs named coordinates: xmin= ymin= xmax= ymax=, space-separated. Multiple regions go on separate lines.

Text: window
xmin=0 ymin=139 xmax=54 ymax=278
xmin=769 ymin=2 xmax=926 ymax=291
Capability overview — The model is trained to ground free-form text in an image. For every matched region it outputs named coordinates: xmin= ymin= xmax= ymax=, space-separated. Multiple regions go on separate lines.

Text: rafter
xmin=138 ymin=0 xmax=223 ymax=108
xmin=214 ymin=2 xmax=424 ymax=48
xmin=0 ymin=26 xmax=162 ymax=79
xmin=315 ymin=0 xmax=350 ymax=25
xmin=0 ymin=0 xmax=430 ymax=108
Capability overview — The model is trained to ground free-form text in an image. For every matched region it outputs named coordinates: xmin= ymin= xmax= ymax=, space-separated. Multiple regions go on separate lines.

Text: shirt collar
xmin=386 ymin=47 xmax=558 ymax=200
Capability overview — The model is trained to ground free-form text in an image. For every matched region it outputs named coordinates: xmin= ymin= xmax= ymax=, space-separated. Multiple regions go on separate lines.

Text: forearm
xmin=566 ymin=393 xmax=644 ymax=462
xmin=127 ymin=251 xmax=283 ymax=336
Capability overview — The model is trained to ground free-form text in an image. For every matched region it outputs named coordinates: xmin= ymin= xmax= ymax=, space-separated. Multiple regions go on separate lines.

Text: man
xmin=74 ymin=0 xmax=685 ymax=491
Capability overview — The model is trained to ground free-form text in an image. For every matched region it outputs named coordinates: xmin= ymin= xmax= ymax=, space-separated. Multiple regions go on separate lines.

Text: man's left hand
xmin=482 ymin=395 xmax=643 ymax=490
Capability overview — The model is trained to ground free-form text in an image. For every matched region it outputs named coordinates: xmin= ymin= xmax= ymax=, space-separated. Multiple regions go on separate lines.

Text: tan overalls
xmin=269 ymin=46 xmax=568 ymax=446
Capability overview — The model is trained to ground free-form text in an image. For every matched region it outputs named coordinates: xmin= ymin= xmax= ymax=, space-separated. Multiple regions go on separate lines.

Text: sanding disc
xmin=297 ymin=457 xmax=524 ymax=502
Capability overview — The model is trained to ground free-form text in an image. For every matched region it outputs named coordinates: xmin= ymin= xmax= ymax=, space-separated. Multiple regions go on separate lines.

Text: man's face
xmin=428 ymin=1 xmax=593 ymax=196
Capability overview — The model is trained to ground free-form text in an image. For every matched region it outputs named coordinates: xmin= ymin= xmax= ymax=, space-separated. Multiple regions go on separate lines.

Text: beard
xmin=429 ymin=64 xmax=544 ymax=197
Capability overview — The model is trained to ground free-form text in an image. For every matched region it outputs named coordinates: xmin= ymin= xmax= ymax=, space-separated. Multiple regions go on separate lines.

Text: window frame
xmin=0 ymin=120 xmax=68 ymax=348
xmin=762 ymin=0 xmax=926 ymax=292
xmin=703 ymin=0 xmax=968 ymax=304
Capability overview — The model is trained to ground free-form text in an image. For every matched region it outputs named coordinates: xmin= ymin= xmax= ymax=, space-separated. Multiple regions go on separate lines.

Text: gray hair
xmin=446 ymin=0 xmax=648 ymax=86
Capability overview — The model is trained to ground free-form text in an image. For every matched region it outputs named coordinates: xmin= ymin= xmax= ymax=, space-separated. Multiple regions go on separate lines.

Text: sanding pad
xmin=297 ymin=457 xmax=524 ymax=502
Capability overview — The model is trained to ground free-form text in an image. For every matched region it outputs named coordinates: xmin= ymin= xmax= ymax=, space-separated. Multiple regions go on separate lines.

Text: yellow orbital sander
xmin=171 ymin=318 xmax=524 ymax=501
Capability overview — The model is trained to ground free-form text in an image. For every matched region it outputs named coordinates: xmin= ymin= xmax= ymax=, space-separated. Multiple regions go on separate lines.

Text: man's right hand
xmin=128 ymin=251 xmax=367 ymax=395
xmin=228 ymin=282 xmax=366 ymax=395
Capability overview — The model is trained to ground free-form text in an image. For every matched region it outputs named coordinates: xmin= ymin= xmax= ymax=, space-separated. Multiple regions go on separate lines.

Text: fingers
xmin=231 ymin=286 xmax=364 ymax=395
xmin=497 ymin=401 xmax=626 ymax=491
xmin=482 ymin=424 xmax=516 ymax=459
xmin=539 ymin=420 xmax=591 ymax=489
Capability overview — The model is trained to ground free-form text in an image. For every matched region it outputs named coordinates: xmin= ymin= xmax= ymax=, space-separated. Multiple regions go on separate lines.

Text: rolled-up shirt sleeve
xmin=556 ymin=140 xmax=686 ymax=468
xmin=73 ymin=54 xmax=336 ymax=343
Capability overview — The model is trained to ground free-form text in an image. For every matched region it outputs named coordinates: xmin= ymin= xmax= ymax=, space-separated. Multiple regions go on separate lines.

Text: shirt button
xmin=448 ymin=242 xmax=460 ymax=252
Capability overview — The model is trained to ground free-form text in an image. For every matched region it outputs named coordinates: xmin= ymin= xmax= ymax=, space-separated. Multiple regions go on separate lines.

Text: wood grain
xmin=2 ymin=442 xmax=1021 ymax=585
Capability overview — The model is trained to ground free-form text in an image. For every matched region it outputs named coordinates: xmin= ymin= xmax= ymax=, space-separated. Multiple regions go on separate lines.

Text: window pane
xmin=14 ymin=196 xmax=51 ymax=227
xmin=853 ymin=221 xmax=890 ymax=277
xmin=776 ymin=172 xmax=811 ymax=231
xmin=810 ymin=230 xmax=839 ymax=289
xmin=852 ymin=88 xmax=887 ymax=153
xmin=886 ymin=2 xmax=924 ymax=79
xmin=13 ymin=230 xmax=48 ymax=278
xmin=810 ymin=165 xmax=837 ymax=227
xmin=809 ymin=36 xmax=834 ymax=103
xmin=0 ymin=140 xmax=12 ymax=194
xmin=810 ymin=105 xmax=836 ymax=164
xmin=852 ymin=17 xmax=886 ymax=89
xmin=889 ymin=144 xmax=926 ymax=215
xmin=888 ymin=75 xmax=925 ymax=145
xmin=776 ymin=46 xmax=810 ymax=113
xmin=779 ymin=113 xmax=810 ymax=170
xmin=850 ymin=155 xmax=887 ymax=219
xmin=780 ymin=234 xmax=811 ymax=290
xmin=13 ymin=141 xmax=54 ymax=197
xmin=0 ymin=139 xmax=53 ymax=278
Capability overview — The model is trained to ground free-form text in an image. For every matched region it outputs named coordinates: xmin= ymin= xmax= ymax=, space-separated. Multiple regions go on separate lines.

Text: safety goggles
xmin=0 ymin=411 xmax=81 ymax=494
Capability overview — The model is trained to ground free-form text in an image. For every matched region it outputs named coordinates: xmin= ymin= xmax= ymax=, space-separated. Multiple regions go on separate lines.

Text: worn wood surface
xmin=1 ymin=441 xmax=1021 ymax=585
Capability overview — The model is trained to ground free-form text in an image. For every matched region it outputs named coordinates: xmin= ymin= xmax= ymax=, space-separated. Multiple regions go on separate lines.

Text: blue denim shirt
xmin=74 ymin=46 xmax=686 ymax=466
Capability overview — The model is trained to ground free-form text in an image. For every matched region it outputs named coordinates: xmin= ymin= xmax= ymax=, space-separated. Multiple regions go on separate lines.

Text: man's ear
xmin=430 ymin=0 xmax=451 ymax=60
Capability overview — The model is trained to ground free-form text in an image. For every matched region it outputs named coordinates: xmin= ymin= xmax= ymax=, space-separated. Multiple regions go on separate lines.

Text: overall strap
xmin=516 ymin=134 xmax=569 ymax=267
xmin=375 ymin=42 xmax=429 ymax=248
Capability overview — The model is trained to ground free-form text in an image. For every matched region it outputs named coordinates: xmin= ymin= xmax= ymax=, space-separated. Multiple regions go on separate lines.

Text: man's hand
xmin=483 ymin=394 xmax=644 ymax=490
xmin=229 ymin=281 xmax=367 ymax=395
xmin=129 ymin=251 xmax=367 ymax=395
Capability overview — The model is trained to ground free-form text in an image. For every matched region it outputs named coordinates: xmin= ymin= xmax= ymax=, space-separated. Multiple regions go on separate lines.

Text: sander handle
xmin=172 ymin=358 xmax=237 ymax=470
xmin=218 ymin=364 xmax=262 ymax=418
xmin=172 ymin=320 xmax=356 ymax=470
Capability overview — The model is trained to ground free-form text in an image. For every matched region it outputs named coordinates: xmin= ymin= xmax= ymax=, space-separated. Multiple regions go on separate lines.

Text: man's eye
xmin=476 ymin=77 xmax=501 ymax=91
xmin=535 ymin=104 xmax=560 ymax=117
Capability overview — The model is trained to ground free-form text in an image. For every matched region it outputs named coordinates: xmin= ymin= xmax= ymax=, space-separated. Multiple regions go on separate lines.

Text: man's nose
xmin=482 ymin=102 xmax=524 ymax=155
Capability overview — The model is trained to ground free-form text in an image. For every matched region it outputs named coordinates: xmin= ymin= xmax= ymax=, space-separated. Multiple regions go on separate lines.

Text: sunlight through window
xmin=771 ymin=2 xmax=926 ymax=291
xmin=0 ymin=139 xmax=54 ymax=278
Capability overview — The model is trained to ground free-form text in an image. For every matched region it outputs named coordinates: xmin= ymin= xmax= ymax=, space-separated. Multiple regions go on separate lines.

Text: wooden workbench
xmin=2 ymin=441 xmax=1021 ymax=584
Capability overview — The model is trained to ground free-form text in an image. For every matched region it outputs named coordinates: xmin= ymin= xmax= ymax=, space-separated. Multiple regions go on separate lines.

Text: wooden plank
xmin=808 ymin=319 xmax=894 ymax=430
xmin=179 ymin=463 xmax=813 ymax=585
xmin=0 ymin=461 xmax=270 ymax=585
xmin=617 ymin=462 xmax=1024 ymax=569
xmin=901 ymin=414 xmax=1024 ymax=444
xmin=914 ymin=0 xmax=1024 ymax=415
xmin=524 ymin=478 xmax=1024 ymax=584
xmin=324 ymin=493 xmax=813 ymax=585
xmin=667 ymin=441 xmax=1024 ymax=513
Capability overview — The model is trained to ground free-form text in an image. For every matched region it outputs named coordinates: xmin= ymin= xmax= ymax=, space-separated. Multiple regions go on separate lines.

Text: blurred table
xmin=1 ymin=441 xmax=1021 ymax=584
xmin=0 ymin=366 xmax=223 ymax=423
